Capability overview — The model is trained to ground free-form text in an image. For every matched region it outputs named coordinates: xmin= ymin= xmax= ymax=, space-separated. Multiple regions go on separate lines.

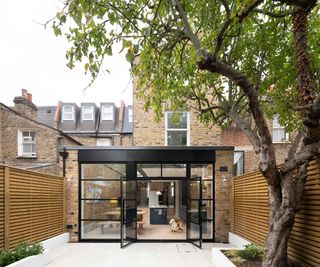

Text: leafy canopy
xmin=53 ymin=0 xmax=320 ymax=130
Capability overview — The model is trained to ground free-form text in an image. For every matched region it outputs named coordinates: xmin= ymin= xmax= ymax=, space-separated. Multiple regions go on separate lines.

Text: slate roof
xmin=37 ymin=102 xmax=133 ymax=134
xmin=37 ymin=106 xmax=57 ymax=128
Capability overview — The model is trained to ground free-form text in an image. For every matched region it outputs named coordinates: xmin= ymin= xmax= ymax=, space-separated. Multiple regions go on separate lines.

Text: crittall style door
xmin=187 ymin=175 xmax=203 ymax=248
xmin=120 ymin=175 xmax=137 ymax=248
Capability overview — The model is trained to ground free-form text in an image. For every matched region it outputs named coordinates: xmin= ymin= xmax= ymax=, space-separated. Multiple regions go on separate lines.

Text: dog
xmin=169 ymin=218 xmax=183 ymax=232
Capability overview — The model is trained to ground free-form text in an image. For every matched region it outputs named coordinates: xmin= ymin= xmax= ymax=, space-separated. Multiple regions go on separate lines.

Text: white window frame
xmin=101 ymin=106 xmax=114 ymax=121
xmin=128 ymin=108 xmax=133 ymax=123
xmin=18 ymin=130 xmax=36 ymax=157
xmin=82 ymin=106 xmax=94 ymax=121
xmin=272 ymin=115 xmax=288 ymax=143
xmin=96 ymin=139 xmax=112 ymax=146
xmin=165 ymin=111 xmax=190 ymax=146
xmin=62 ymin=106 xmax=74 ymax=121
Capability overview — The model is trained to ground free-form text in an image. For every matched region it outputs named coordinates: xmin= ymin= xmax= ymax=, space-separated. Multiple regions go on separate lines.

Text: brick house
xmin=0 ymin=90 xmax=82 ymax=175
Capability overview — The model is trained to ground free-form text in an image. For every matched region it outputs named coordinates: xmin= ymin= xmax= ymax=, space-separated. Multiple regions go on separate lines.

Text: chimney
xmin=13 ymin=89 xmax=37 ymax=121
xmin=53 ymin=101 xmax=62 ymax=129
xmin=118 ymin=100 xmax=125 ymax=132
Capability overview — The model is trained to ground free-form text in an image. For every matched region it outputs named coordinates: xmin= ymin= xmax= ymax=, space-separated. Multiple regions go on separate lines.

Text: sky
xmin=0 ymin=0 xmax=133 ymax=107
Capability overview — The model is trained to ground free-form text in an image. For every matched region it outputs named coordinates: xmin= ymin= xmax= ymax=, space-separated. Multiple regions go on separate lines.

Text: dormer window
xmin=62 ymin=106 xmax=74 ymax=121
xmin=128 ymin=108 xmax=133 ymax=122
xmin=102 ymin=106 xmax=113 ymax=121
xmin=82 ymin=106 xmax=94 ymax=121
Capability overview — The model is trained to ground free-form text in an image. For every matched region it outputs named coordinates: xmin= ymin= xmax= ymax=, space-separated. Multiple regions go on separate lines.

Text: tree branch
xmin=252 ymin=8 xmax=293 ymax=18
xmin=287 ymin=131 xmax=304 ymax=160
xmin=172 ymin=0 xmax=203 ymax=54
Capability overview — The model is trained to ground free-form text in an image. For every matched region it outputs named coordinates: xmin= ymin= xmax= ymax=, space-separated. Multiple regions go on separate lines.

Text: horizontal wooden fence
xmin=0 ymin=165 xmax=66 ymax=250
xmin=231 ymin=158 xmax=320 ymax=266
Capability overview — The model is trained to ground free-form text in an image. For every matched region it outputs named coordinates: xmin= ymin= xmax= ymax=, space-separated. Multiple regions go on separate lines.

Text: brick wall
xmin=215 ymin=150 xmax=233 ymax=242
xmin=0 ymin=107 xmax=77 ymax=176
xmin=133 ymin=91 xmax=222 ymax=146
xmin=64 ymin=150 xmax=79 ymax=241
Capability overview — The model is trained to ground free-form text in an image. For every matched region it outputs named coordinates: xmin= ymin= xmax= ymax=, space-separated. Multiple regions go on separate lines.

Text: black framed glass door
xmin=187 ymin=175 xmax=202 ymax=248
xmin=121 ymin=176 xmax=137 ymax=248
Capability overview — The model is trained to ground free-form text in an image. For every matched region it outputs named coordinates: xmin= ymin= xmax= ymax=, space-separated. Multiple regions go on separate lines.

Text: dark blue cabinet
xmin=150 ymin=207 xmax=167 ymax=224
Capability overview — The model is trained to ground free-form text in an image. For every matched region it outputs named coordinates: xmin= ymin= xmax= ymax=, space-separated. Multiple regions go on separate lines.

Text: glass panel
xmin=189 ymin=180 xmax=200 ymax=199
xmin=233 ymin=152 xmax=244 ymax=176
xmin=123 ymin=180 xmax=136 ymax=200
xmin=123 ymin=199 xmax=136 ymax=223
xmin=188 ymin=200 xmax=199 ymax=223
xmin=202 ymin=180 xmax=213 ymax=199
xmin=162 ymin=164 xmax=186 ymax=177
xmin=202 ymin=221 xmax=213 ymax=239
xmin=137 ymin=164 xmax=161 ymax=177
xmin=188 ymin=223 xmax=200 ymax=240
xmin=202 ymin=200 xmax=213 ymax=220
xmin=122 ymin=221 xmax=136 ymax=245
xmin=82 ymin=200 xmax=121 ymax=220
xmin=167 ymin=112 xmax=187 ymax=129
xmin=191 ymin=164 xmax=213 ymax=180
xmin=82 ymin=164 xmax=126 ymax=180
xmin=167 ymin=131 xmax=187 ymax=146
xmin=81 ymin=220 xmax=120 ymax=239
xmin=82 ymin=180 xmax=120 ymax=199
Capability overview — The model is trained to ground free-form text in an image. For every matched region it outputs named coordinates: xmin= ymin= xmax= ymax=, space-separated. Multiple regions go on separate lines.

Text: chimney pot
xmin=21 ymin=89 xmax=28 ymax=99
xmin=27 ymin=93 xmax=32 ymax=102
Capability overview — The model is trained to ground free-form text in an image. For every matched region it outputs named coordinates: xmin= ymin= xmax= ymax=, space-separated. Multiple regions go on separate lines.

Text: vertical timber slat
xmin=4 ymin=166 xmax=9 ymax=250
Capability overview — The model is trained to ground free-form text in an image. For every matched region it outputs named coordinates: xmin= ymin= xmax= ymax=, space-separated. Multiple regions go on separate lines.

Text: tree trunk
xmin=262 ymin=207 xmax=296 ymax=267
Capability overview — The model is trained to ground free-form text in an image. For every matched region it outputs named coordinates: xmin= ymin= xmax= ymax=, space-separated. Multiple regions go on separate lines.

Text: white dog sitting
xmin=169 ymin=218 xmax=183 ymax=232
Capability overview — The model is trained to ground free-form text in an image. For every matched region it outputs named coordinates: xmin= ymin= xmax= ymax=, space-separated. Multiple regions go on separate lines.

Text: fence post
xmin=63 ymin=177 xmax=67 ymax=232
xmin=4 ymin=166 xmax=10 ymax=249
xmin=230 ymin=177 xmax=234 ymax=233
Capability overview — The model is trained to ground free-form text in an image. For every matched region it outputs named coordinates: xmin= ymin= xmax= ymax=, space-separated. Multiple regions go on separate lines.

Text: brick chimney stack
xmin=118 ymin=100 xmax=125 ymax=132
xmin=13 ymin=89 xmax=37 ymax=121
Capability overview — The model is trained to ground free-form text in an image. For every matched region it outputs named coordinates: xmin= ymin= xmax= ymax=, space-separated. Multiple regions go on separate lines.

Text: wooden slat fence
xmin=0 ymin=165 xmax=66 ymax=250
xmin=231 ymin=158 xmax=320 ymax=266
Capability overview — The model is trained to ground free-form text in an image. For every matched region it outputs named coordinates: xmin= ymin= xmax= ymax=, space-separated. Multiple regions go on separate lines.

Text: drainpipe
xmin=59 ymin=148 xmax=69 ymax=177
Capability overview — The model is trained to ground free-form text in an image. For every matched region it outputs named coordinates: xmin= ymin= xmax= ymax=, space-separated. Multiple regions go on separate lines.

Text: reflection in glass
xmin=122 ymin=222 xmax=136 ymax=245
xmin=137 ymin=164 xmax=161 ymax=177
xmin=202 ymin=200 xmax=213 ymax=220
xmin=202 ymin=180 xmax=213 ymax=199
xmin=167 ymin=112 xmax=188 ymax=129
xmin=82 ymin=200 xmax=121 ymax=220
xmin=122 ymin=180 xmax=136 ymax=199
xmin=189 ymin=181 xmax=200 ymax=199
xmin=81 ymin=220 xmax=120 ymax=239
xmin=167 ymin=131 xmax=187 ymax=146
xmin=162 ymin=164 xmax=186 ymax=177
xmin=202 ymin=221 xmax=213 ymax=239
xmin=191 ymin=164 xmax=213 ymax=180
xmin=82 ymin=164 xmax=126 ymax=180
xmin=82 ymin=180 xmax=120 ymax=199
xmin=188 ymin=200 xmax=200 ymax=223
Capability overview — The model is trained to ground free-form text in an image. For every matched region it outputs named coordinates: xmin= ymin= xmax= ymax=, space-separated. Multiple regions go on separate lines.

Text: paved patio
xmin=44 ymin=242 xmax=233 ymax=267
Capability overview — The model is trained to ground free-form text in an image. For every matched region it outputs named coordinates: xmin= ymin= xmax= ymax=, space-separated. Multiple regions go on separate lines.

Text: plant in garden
xmin=236 ymin=244 xmax=264 ymax=260
xmin=50 ymin=0 xmax=320 ymax=266
xmin=0 ymin=241 xmax=44 ymax=267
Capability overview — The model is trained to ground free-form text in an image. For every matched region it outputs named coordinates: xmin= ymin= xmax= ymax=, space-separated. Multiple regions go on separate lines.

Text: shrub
xmin=236 ymin=243 xmax=264 ymax=260
xmin=0 ymin=241 xmax=44 ymax=267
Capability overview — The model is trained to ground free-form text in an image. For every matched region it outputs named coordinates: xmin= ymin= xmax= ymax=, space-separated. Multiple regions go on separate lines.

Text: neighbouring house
xmin=0 ymin=89 xmax=82 ymax=175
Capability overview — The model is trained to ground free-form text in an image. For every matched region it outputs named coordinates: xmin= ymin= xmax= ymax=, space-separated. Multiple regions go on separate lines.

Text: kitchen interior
xmin=137 ymin=180 xmax=187 ymax=240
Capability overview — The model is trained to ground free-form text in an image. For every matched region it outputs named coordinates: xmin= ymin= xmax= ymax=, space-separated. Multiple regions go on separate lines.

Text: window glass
xmin=82 ymin=106 xmax=94 ymax=120
xmin=162 ymin=164 xmax=186 ymax=177
xmin=191 ymin=164 xmax=213 ymax=180
xmin=96 ymin=139 xmax=111 ymax=146
xmin=19 ymin=131 xmax=36 ymax=156
xmin=62 ymin=106 xmax=74 ymax=120
xmin=102 ymin=106 xmax=114 ymax=120
xmin=167 ymin=112 xmax=188 ymax=129
xmin=167 ymin=131 xmax=187 ymax=146
xmin=137 ymin=164 xmax=161 ymax=177
xmin=166 ymin=112 xmax=189 ymax=146
xmin=233 ymin=151 xmax=244 ymax=176
xmin=272 ymin=115 xmax=287 ymax=142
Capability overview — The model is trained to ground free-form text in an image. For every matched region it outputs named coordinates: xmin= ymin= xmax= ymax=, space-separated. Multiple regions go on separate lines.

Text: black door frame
xmin=77 ymin=146 xmax=233 ymax=244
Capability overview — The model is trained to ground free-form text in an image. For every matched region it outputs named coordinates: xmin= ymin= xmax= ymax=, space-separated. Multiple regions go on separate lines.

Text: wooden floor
xmin=137 ymin=207 xmax=186 ymax=240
